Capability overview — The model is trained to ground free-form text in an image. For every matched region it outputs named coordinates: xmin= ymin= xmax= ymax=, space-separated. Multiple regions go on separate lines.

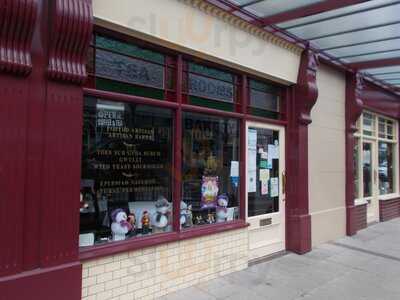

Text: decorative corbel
xmin=347 ymin=73 xmax=364 ymax=132
xmin=0 ymin=0 xmax=38 ymax=76
xmin=47 ymin=0 xmax=93 ymax=85
xmin=295 ymin=46 xmax=319 ymax=125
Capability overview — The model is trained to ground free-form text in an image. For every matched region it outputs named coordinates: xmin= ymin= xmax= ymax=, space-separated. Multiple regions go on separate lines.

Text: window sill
xmin=379 ymin=194 xmax=400 ymax=201
xmin=79 ymin=220 xmax=248 ymax=262
xmin=355 ymin=199 xmax=368 ymax=206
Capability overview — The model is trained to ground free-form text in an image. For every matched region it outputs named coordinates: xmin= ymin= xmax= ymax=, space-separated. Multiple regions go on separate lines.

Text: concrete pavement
xmin=159 ymin=218 xmax=400 ymax=300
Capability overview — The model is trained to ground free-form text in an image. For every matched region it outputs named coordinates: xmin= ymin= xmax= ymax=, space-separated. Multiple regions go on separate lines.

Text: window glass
xmin=354 ymin=138 xmax=360 ymax=198
xmin=80 ymin=97 xmax=173 ymax=247
xmin=363 ymin=142 xmax=373 ymax=198
xmin=87 ymin=34 xmax=173 ymax=100
xmin=185 ymin=62 xmax=236 ymax=111
xmin=248 ymin=79 xmax=281 ymax=119
xmin=363 ymin=113 xmax=375 ymax=136
xmin=247 ymin=127 xmax=280 ymax=217
xmin=379 ymin=142 xmax=394 ymax=195
xmin=182 ymin=112 xmax=240 ymax=227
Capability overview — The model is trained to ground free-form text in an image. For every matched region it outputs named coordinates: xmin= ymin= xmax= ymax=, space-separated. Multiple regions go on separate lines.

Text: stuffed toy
xmin=180 ymin=201 xmax=193 ymax=228
xmin=153 ymin=196 xmax=171 ymax=233
xmin=110 ymin=209 xmax=132 ymax=241
xmin=216 ymin=194 xmax=229 ymax=223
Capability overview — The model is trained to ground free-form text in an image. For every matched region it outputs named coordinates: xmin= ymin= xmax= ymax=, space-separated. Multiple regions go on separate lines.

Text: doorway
xmin=246 ymin=122 xmax=285 ymax=260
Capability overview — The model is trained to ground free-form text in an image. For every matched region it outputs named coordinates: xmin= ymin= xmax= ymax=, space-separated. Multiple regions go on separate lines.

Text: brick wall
xmin=380 ymin=198 xmax=400 ymax=222
xmin=81 ymin=228 xmax=248 ymax=300
xmin=354 ymin=204 xmax=367 ymax=231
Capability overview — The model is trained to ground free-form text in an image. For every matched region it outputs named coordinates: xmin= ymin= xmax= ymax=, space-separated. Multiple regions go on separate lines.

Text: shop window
xmin=181 ymin=112 xmax=240 ymax=227
xmin=248 ymin=79 xmax=281 ymax=119
xmin=362 ymin=112 xmax=375 ymax=136
xmin=379 ymin=142 xmax=394 ymax=195
xmin=80 ymin=97 xmax=173 ymax=247
xmin=184 ymin=62 xmax=238 ymax=112
xmin=86 ymin=34 xmax=175 ymax=100
xmin=354 ymin=138 xmax=360 ymax=198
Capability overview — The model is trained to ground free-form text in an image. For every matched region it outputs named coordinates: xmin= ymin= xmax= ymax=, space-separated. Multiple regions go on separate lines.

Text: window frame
xmin=354 ymin=111 xmax=399 ymax=205
xmin=80 ymin=27 xmax=288 ymax=261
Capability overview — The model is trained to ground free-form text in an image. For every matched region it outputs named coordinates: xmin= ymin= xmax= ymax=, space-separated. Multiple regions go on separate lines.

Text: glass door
xmin=246 ymin=122 xmax=285 ymax=260
xmin=362 ymin=141 xmax=379 ymax=223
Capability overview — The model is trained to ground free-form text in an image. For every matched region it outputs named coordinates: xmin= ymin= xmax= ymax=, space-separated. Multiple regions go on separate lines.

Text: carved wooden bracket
xmin=0 ymin=0 xmax=38 ymax=76
xmin=47 ymin=0 xmax=93 ymax=85
xmin=348 ymin=73 xmax=364 ymax=133
xmin=295 ymin=46 xmax=319 ymax=125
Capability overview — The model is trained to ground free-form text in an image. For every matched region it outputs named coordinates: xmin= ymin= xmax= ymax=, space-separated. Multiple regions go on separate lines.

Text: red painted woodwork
xmin=286 ymin=46 xmax=319 ymax=254
xmin=345 ymin=73 xmax=364 ymax=235
xmin=349 ymin=57 xmax=400 ymax=70
xmin=47 ymin=0 xmax=93 ymax=84
xmin=0 ymin=0 xmax=92 ymax=299
xmin=0 ymin=0 xmax=39 ymax=278
xmin=258 ymin=0 xmax=368 ymax=26
xmin=0 ymin=0 xmax=38 ymax=76
xmin=380 ymin=198 xmax=400 ymax=222
xmin=0 ymin=263 xmax=82 ymax=300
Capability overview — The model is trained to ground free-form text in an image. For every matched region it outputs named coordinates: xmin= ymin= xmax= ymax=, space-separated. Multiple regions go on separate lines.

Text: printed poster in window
xmin=201 ymin=176 xmax=219 ymax=209
xmin=270 ymin=177 xmax=279 ymax=197
xmin=248 ymin=129 xmax=257 ymax=193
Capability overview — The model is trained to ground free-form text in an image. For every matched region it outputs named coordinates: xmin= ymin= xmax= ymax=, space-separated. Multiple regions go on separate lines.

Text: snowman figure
xmin=216 ymin=194 xmax=229 ymax=223
xmin=110 ymin=209 xmax=132 ymax=241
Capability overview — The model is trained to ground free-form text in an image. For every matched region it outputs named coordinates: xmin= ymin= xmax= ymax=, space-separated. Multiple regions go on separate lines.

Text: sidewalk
xmin=159 ymin=219 xmax=400 ymax=300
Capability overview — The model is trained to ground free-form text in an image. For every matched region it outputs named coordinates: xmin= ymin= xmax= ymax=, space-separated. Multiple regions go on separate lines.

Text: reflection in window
xmin=363 ymin=143 xmax=372 ymax=198
xmin=248 ymin=79 xmax=281 ymax=119
xmin=182 ymin=112 xmax=240 ymax=227
xmin=363 ymin=113 xmax=375 ymax=136
xmin=80 ymin=97 xmax=173 ymax=247
xmin=247 ymin=128 xmax=280 ymax=217
xmin=379 ymin=142 xmax=394 ymax=195
xmin=354 ymin=139 xmax=360 ymax=198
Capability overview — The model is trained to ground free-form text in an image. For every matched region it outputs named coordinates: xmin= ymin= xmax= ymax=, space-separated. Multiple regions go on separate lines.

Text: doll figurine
xmin=127 ymin=212 xmax=136 ymax=232
xmin=110 ymin=209 xmax=132 ymax=241
xmin=153 ymin=196 xmax=171 ymax=233
xmin=216 ymin=194 xmax=229 ymax=223
xmin=141 ymin=210 xmax=151 ymax=234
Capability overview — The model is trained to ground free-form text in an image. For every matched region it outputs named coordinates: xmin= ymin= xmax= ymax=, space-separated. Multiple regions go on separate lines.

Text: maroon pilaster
xmin=0 ymin=0 xmax=92 ymax=299
xmin=286 ymin=46 xmax=319 ymax=254
xmin=0 ymin=0 xmax=38 ymax=277
xmin=345 ymin=73 xmax=365 ymax=235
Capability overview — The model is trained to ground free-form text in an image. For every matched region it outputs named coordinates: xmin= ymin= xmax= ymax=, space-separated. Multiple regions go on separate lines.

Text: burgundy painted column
xmin=286 ymin=46 xmax=319 ymax=254
xmin=0 ymin=1 xmax=93 ymax=299
xmin=345 ymin=73 xmax=365 ymax=235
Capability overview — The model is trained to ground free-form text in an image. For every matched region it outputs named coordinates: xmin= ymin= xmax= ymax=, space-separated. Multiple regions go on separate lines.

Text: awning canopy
xmin=206 ymin=0 xmax=400 ymax=94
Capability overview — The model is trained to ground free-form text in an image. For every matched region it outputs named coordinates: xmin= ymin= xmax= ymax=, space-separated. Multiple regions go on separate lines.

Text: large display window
xmin=80 ymin=97 xmax=173 ymax=247
xmin=354 ymin=112 xmax=398 ymax=202
xmin=181 ymin=112 xmax=240 ymax=227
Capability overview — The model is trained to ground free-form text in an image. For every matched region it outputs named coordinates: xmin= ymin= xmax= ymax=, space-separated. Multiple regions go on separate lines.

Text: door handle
xmin=374 ymin=169 xmax=377 ymax=183
xmin=282 ymin=171 xmax=286 ymax=198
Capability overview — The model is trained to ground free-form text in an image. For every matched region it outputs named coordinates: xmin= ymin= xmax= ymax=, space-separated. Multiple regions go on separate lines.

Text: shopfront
xmin=1 ymin=1 xmax=400 ymax=300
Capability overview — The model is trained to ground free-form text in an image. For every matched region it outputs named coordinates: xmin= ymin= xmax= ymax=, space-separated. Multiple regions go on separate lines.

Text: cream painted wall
xmin=309 ymin=64 xmax=346 ymax=247
xmin=93 ymin=0 xmax=300 ymax=84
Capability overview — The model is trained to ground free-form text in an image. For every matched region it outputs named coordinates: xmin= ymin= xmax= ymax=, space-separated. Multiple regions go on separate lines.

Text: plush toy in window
xmin=110 ymin=209 xmax=133 ymax=241
xmin=216 ymin=194 xmax=229 ymax=223
xmin=153 ymin=196 xmax=171 ymax=233
xmin=180 ymin=201 xmax=193 ymax=228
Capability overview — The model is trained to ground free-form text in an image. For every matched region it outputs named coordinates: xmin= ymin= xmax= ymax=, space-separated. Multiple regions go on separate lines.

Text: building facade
xmin=0 ymin=1 xmax=399 ymax=300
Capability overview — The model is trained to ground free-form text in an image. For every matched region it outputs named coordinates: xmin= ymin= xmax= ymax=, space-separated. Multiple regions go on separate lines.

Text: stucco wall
xmin=93 ymin=0 xmax=300 ymax=84
xmin=309 ymin=64 xmax=346 ymax=247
